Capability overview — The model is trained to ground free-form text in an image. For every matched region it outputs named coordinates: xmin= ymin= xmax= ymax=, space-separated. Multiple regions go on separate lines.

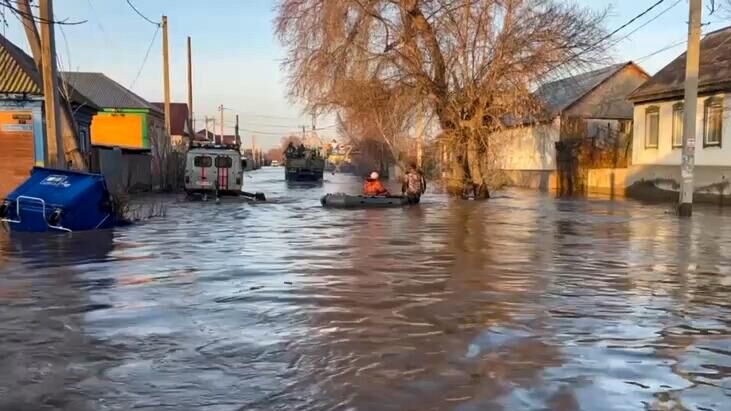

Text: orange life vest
xmin=363 ymin=179 xmax=388 ymax=196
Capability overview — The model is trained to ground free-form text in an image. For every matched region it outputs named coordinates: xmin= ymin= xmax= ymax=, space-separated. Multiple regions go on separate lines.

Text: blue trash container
xmin=0 ymin=167 xmax=116 ymax=232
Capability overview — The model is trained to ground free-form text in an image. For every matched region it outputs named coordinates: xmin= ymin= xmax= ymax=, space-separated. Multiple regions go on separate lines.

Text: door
xmin=0 ymin=111 xmax=35 ymax=198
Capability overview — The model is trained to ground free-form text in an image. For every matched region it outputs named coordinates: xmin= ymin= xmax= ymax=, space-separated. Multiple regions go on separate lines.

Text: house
xmin=494 ymin=62 xmax=649 ymax=193
xmin=61 ymin=72 xmax=165 ymax=193
xmin=152 ymin=102 xmax=192 ymax=147
xmin=627 ymin=26 xmax=731 ymax=201
xmin=0 ymin=35 xmax=98 ymax=197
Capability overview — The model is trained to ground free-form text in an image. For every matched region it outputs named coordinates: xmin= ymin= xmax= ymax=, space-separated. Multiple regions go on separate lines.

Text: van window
xmin=215 ymin=156 xmax=233 ymax=168
xmin=194 ymin=156 xmax=212 ymax=167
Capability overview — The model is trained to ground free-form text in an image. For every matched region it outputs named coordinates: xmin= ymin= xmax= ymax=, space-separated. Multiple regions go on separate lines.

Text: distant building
xmin=62 ymin=72 xmax=165 ymax=192
xmin=494 ymin=62 xmax=649 ymax=193
xmin=152 ymin=102 xmax=192 ymax=147
xmin=0 ymin=35 xmax=98 ymax=197
xmin=627 ymin=26 xmax=731 ymax=201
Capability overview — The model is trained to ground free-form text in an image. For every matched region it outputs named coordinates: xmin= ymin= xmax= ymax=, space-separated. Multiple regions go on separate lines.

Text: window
xmin=193 ymin=156 xmax=212 ymax=167
xmin=215 ymin=156 xmax=233 ymax=168
xmin=672 ymin=102 xmax=684 ymax=148
xmin=645 ymin=106 xmax=659 ymax=149
xmin=704 ymin=97 xmax=723 ymax=147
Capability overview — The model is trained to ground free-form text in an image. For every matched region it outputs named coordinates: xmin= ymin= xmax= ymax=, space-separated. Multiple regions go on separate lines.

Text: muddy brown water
xmin=1 ymin=167 xmax=730 ymax=411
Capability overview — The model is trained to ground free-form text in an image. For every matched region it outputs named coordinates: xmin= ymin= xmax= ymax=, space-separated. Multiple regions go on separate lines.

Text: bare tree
xmin=276 ymin=0 xmax=609 ymax=198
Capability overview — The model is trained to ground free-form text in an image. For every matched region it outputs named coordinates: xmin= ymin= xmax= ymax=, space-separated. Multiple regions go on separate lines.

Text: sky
xmin=1 ymin=0 xmax=729 ymax=149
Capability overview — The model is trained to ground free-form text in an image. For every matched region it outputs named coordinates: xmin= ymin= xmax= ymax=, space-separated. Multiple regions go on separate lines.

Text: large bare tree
xmin=276 ymin=0 xmax=609 ymax=198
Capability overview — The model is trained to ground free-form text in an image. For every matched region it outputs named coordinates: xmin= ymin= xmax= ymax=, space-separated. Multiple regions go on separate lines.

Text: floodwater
xmin=1 ymin=167 xmax=730 ymax=411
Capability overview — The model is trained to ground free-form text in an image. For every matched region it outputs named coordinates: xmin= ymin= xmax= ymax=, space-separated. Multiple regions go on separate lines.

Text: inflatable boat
xmin=321 ymin=193 xmax=409 ymax=208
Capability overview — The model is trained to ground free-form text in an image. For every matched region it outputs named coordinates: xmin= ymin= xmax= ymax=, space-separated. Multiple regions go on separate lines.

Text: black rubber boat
xmin=320 ymin=193 xmax=408 ymax=208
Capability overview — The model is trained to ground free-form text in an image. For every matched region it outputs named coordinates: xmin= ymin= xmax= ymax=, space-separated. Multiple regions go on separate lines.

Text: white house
xmin=496 ymin=62 xmax=649 ymax=192
xmin=628 ymin=26 xmax=731 ymax=201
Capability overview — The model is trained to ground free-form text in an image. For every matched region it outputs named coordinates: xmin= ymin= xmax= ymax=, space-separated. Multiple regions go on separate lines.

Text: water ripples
xmin=0 ymin=168 xmax=730 ymax=410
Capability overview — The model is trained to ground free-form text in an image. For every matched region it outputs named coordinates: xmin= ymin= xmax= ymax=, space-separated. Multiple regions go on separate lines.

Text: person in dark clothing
xmin=402 ymin=163 xmax=426 ymax=204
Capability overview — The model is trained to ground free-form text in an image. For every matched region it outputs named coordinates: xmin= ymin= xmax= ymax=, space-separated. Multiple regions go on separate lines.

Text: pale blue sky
xmin=2 ymin=0 xmax=729 ymax=148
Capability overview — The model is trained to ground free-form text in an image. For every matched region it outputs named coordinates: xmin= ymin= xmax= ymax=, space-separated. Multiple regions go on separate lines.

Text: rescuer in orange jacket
xmin=363 ymin=171 xmax=389 ymax=196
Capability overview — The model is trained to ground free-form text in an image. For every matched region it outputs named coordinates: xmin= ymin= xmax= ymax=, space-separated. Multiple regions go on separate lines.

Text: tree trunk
xmin=466 ymin=134 xmax=489 ymax=199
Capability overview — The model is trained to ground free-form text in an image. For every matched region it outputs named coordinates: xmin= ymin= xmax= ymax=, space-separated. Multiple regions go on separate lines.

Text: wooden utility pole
xmin=162 ymin=15 xmax=172 ymax=137
xmin=235 ymin=114 xmax=240 ymax=146
xmin=679 ymin=0 xmax=702 ymax=217
xmin=18 ymin=0 xmax=86 ymax=171
xmin=204 ymin=115 xmax=209 ymax=140
xmin=39 ymin=0 xmax=64 ymax=168
xmin=219 ymin=105 xmax=224 ymax=145
xmin=187 ymin=36 xmax=194 ymax=132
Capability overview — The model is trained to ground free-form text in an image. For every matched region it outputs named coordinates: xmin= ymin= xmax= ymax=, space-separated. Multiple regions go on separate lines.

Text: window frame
xmin=644 ymin=106 xmax=660 ymax=149
xmin=215 ymin=156 xmax=233 ymax=169
xmin=193 ymin=155 xmax=212 ymax=167
xmin=703 ymin=97 xmax=723 ymax=148
xmin=672 ymin=102 xmax=684 ymax=149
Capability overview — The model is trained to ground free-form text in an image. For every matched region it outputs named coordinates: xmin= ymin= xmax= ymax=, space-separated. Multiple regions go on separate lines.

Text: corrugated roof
xmin=0 ymin=34 xmax=99 ymax=110
xmin=61 ymin=72 xmax=161 ymax=112
xmin=0 ymin=35 xmax=42 ymax=94
xmin=152 ymin=102 xmax=190 ymax=136
xmin=629 ymin=26 xmax=731 ymax=102
xmin=535 ymin=63 xmax=629 ymax=117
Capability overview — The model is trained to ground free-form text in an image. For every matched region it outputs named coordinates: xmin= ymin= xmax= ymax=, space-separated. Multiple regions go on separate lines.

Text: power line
xmin=591 ymin=0 xmax=668 ymax=51
xmin=129 ymin=25 xmax=160 ymax=91
xmin=607 ymin=0 xmax=683 ymax=48
xmin=125 ymin=0 xmax=160 ymax=26
xmin=0 ymin=0 xmax=87 ymax=25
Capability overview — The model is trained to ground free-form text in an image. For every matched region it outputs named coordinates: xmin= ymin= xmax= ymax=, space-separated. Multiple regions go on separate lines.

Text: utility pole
xmin=219 ymin=105 xmax=225 ymax=145
xmin=39 ymin=0 xmax=64 ymax=168
xmin=187 ymin=36 xmax=194 ymax=132
xmin=162 ymin=15 xmax=172 ymax=137
xmin=235 ymin=114 xmax=240 ymax=147
xmin=19 ymin=0 xmax=86 ymax=170
xmin=204 ymin=115 xmax=209 ymax=141
xmin=252 ymin=135 xmax=257 ymax=167
xmin=679 ymin=0 xmax=702 ymax=217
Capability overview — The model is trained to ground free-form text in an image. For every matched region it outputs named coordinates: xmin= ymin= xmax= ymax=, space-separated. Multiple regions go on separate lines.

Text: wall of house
xmin=494 ymin=118 xmax=560 ymax=171
xmin=628 ymin=93 xmax=731 ymax=201
xmin=632 ymin=93 xmax=731 ymax=166
xmin=0 ymin=99 xmax=45 ymax=197
xmin=98 ymin=147 xmax=152 ymax=194
xmin=564 ymin=65 xmax=648 ymax=120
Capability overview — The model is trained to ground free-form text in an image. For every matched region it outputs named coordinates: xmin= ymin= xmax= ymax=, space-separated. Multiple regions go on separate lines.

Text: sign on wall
xmin=0 ymin=112 xmax=34 ymax=135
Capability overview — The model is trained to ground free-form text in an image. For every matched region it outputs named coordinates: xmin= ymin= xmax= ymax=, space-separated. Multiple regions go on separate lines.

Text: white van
xmin=184 ymin=143 xmax=245 ymax=196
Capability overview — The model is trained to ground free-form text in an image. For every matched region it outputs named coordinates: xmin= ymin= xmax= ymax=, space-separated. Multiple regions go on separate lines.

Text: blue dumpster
xmin=0 ymin=167 xmax=116 ymax=232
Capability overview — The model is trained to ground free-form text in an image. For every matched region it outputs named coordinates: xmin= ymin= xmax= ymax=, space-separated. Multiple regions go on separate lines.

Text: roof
xmin=629 ymin=26 xmax=731 ymax=103
xmin=0 ymin=34 xmax=99 ymax=110
xmin=152 ymin=102 xmax=190 ymax=136
xmin=61 ymin=72 xmax=161 ymax=113
xmin=0 ymin=34 xmax=41 ymax=94
xmin=535 ymin=63 xmax=640 ymax=117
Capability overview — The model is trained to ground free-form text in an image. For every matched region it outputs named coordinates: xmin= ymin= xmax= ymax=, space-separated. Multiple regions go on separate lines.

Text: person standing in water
xmin=402 ymin=163 xmax=426 ymax=204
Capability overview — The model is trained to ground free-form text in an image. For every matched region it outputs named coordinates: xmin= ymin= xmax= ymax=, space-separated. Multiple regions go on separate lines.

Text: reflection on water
xmin=1 ymin=167 xmax=730 ymax=410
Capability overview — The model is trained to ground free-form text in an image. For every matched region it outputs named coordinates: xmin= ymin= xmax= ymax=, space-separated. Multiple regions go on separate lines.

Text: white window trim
xmin=645 ymin=106 xmax=660 ymax=149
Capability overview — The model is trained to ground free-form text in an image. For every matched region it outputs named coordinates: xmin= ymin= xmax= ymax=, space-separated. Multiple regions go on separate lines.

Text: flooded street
xmin=1 ymin=166 xmax=730 ymax=411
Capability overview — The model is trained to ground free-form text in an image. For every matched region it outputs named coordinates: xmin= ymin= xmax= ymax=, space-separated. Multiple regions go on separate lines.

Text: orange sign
xmin=0 ymin=111 xmax=33 ymax=135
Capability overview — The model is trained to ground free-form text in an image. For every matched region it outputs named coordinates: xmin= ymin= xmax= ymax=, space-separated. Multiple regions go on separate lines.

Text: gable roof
xmin=629 ymin=26 xmax=731 ymax=103
xmin=535 ymin=62 xmax=643 ymax=117
xmin=61 ymin=71 xmax=161 ymax=113
xmin=0 ymin=35 xmax=41 ymax=94
xmin=0 ymin=34 xmax=99 ymax=110
xmin=152 ymin=102 xmax=190 ymax=136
